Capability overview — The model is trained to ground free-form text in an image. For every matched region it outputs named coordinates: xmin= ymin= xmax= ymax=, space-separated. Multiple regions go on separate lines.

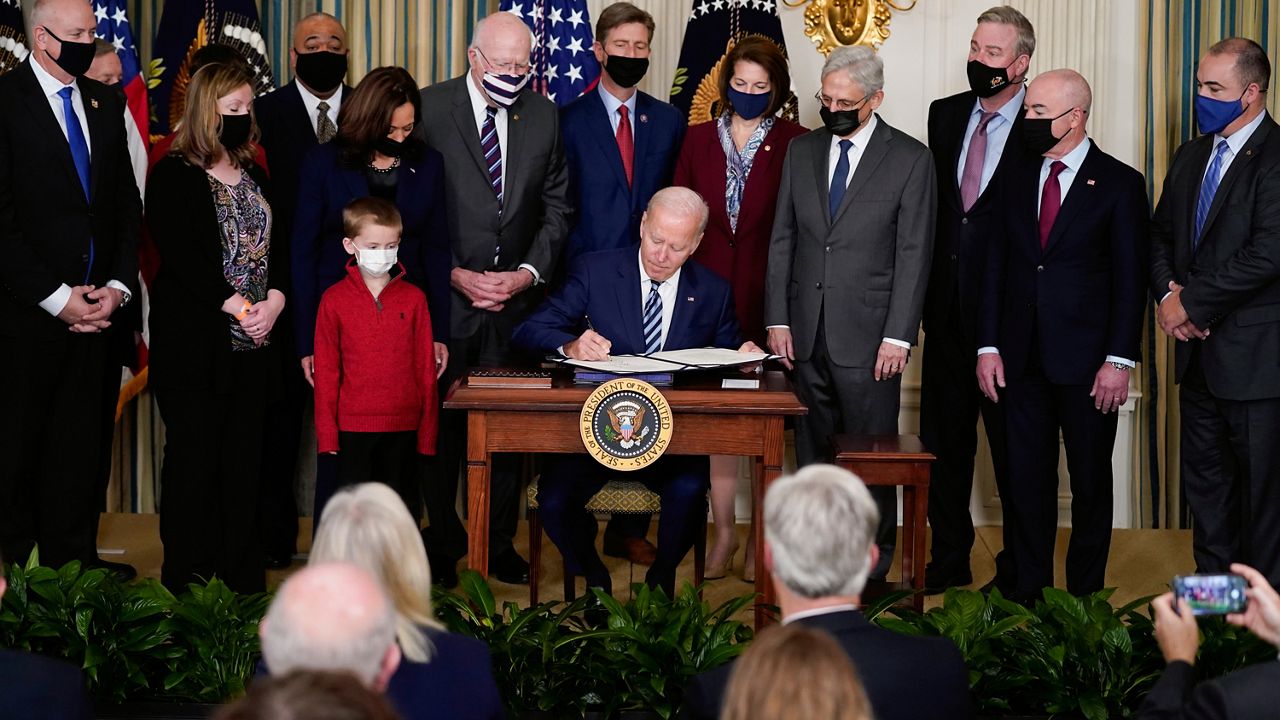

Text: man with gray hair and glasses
xmin=681 ymin=465 xmax=970 ymax=720
xmin=766 ymin=45 xmax=937 ymax=581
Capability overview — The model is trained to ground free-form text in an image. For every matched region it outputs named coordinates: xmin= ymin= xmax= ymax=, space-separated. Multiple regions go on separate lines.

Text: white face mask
xmin=356 ymin=247 xmax=397 ymax=276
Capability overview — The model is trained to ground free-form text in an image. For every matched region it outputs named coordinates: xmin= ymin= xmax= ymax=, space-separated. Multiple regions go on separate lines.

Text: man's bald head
xmin=260 ymin=563 xmax=400 ymax=690
xmin=292 ymin=12 xmax=347 ymax=53
xmin=470 ymin=12 xmax=533 ymax=55
xmin=1031 ymin=68 xmax=1093 ymax=115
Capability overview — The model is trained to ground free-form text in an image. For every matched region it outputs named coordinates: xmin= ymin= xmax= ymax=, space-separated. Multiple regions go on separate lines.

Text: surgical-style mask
xmin=355 ymin=247 xmax=397 ymax=276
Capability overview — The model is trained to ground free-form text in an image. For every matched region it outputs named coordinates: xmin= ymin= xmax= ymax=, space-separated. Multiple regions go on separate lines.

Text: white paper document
xmin=556 ymin=347 xmax=779 ymax=374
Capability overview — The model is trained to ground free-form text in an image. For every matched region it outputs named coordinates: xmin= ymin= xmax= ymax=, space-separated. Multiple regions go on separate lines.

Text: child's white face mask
xmin=356 ymin=247 xmax=397 ymax=276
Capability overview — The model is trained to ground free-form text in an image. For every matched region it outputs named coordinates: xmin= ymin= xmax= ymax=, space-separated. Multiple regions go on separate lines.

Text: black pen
xmin=584 ymin=314 xmax=594 ymax=331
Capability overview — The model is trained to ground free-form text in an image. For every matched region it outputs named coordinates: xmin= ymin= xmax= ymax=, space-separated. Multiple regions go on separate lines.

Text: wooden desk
xmin=444 ymin=370 xmax=806 ymax=628
xmin=831 ymin=434 xmax=935 ymax=611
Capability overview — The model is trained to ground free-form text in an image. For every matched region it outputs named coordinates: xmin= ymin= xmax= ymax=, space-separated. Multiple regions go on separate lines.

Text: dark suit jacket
xmin=511 ymin=247 xmax=741 ymax=355
xmin=419 ymin=75 xmax=572 ymax=342
xmin=1139 ymin=659 xmax=1280 ymax=720
xmin=676 ymin=118 xmax=807 ymax=346
xmin=680 ymin=610 xmax=972 ymax=720
xmin=764 ymin=116 xmax=936 ymax=367
xmin=979 ymin=141 xmax=1150 ymax=385
xmin=1150 ymin=114 xmax=1280 ymax=401
xmin=924 ymin=89 xmax=1035 ymax=338
xmin=290 ymin=141 xmax=451 ymax=357
xmin=561 ymin=88 xmax=684 ymax=259
xmin=146 ymin=155 xmax=281 ymax=391
xmin=0 ymin=648 xmax=93 ymax=720
xmin=0 ymin=60 xmax=141 ymax=339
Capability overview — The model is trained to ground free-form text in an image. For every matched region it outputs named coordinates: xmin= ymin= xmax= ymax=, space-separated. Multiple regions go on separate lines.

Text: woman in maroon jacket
xmin=674 ymin=37 xmax=806 ymax=580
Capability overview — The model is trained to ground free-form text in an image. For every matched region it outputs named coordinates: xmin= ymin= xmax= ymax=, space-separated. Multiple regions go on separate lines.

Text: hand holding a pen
xmin=564 ymin=328 xmax=612 ymax=361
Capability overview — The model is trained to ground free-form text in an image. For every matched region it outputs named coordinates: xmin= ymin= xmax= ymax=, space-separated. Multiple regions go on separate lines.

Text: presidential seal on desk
xmin=580 ymin=378 xmax=674 ymax=470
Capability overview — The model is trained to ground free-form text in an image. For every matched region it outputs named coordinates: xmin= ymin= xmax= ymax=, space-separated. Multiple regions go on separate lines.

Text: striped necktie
xmin=481 ymin=106 xmax=502 ymax=207
xmin=643 ymin=280 xmax=663 ymax=354
xmin=1194 ymin=139 xmax=1230 ymax=252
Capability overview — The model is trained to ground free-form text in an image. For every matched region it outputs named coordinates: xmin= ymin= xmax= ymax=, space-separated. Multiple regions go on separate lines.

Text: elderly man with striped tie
xmin=513 ymin=187 xmax=762 ymax=597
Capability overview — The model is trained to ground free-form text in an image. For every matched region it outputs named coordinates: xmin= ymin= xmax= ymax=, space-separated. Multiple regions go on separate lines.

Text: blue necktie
xmin=1194 ymin=139 xmax=1230 ymax=252
xmin=59 ymin=86 xmax=94 ymax=282
xmin=642 ymin=280 xmax=664 ymax=354
xmin=828 ymin=139 xmax=853 ymax=220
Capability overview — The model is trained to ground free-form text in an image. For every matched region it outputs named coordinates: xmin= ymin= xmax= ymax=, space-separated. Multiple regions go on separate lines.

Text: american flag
xmin=94 ymin=0 xmax=152 ymax=409
xmin=500 ymin=0 xmax=601 ymax=107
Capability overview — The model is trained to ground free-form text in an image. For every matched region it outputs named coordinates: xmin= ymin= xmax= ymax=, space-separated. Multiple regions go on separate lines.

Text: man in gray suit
xmin=418 ymin=11 xmax=572 ymax=585
xmin=765 ymin=45 xmax=936 ymax=578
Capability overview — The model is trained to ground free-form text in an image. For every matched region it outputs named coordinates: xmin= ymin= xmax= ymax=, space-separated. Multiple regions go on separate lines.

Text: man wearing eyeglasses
xmin=417 ymin=11 xmax=572 ymax=588
xmin=765 ymin=45 xmax=936 ymax=581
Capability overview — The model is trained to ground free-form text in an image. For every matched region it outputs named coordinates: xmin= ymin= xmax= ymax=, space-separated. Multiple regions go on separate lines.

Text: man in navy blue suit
xmin=513 ymin=188 xmax=761 ymax=595
xmin=976 ymin=69 xmax=1148 ymax=602
xmin=561 ymin=2 xmax=684 ymax=262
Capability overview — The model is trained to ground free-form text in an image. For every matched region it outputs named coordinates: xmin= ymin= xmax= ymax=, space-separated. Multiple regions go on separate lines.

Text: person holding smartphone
xmin=1140 ymin=564 xmax=1280 ymax=718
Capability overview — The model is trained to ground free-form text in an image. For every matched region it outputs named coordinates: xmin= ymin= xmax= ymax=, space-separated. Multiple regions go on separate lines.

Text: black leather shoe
xmin=90 ymin=559 xmax=137 ymax=583
xmin=264 ymin=552 xmax=293 ymax=570
xmin=923 ymin=566 xmax=973 ymax=596
xmin=491 ymin=553 xmax=529 ymax=585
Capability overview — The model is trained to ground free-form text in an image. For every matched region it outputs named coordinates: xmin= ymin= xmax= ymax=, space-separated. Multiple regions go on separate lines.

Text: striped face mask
xmin=481 ymin=71 xmax=529 ymax=108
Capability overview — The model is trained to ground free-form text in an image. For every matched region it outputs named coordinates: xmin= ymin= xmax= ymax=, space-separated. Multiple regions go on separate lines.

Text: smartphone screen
xmin=1173 ymin=574 xmax=1248 ymax=616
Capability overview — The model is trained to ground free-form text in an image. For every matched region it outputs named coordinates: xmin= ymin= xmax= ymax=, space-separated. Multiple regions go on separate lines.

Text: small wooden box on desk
xmin=831 ymin=434 xmax=935 ymax=612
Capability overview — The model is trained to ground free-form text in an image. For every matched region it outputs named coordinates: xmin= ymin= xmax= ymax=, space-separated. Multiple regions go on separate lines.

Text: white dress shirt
xmin=782 ymin=603 xmax=860 ymax=625
xmin=955 ymin=85 xmax=1025 ymax=196
xmin=30 ymin=58 xmax=131 ymax=317
xmin=597 ymin=81 xmax=637 ymax=134
xmin=638 ymin=251 xmax=680 ymax=351
xmin=464 ymin=73 xmax=542 ymax=282
xmin=296 ymin=81 xmax=343 ymax=138
xmin=978 ymin=137 xmax=1133 ymax=367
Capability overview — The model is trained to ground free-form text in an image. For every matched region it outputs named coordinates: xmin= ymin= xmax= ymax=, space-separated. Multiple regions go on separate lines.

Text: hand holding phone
xmin=1173 ymin=573 xmax=1248 ymax=616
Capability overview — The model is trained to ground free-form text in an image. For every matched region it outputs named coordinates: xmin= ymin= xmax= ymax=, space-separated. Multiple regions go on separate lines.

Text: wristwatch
xmin=1109 ymin=361 xmax=1131 ymax=372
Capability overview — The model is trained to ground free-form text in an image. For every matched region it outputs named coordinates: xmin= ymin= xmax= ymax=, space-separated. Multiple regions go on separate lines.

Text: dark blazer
xmin=979 ymin=141 xmax=1150 ymax=385
xmin=0 ymin=648 xmax=93 ymax=720
xmin=290 ymin=141 xmax=451 ymax=357
xmin=680 ymin=610 xmax=972 ymax=720
xmin=1139 ymin=659 xmax=1280 ymax=720
xmin=254 ymin=81 xmax=353 ymax=249
xmin=419 ymin=75 xmax=572 ymax=341
xmin=924 ymin=89 xmax=1035 ymax=337
xmin=385 ymin=628 xmax=506 ymax=720
xmin=1150 ymin=114 xmax=1280 ymax=401
xmin=561 ymin=88 xmax=684 ymax=259
xmin=0 ymin=60 xmax=141 ymax=339
xmin=511 ymin=247 xmax=741 ymax=355
xmin=764 ymin=117 xmax=936 ymax=367
xmin=146 ymin=155 xmax=281 ymax=391
xmin=676 ymin=118 xmax=807 ymax=346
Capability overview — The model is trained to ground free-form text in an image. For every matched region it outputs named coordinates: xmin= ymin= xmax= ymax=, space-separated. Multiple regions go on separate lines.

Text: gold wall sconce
xmin=782 ymin=0 xmax=919 ymax=54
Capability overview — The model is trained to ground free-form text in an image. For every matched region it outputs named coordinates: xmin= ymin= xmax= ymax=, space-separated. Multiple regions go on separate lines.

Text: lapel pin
xmin=764 ymin=145 xmax=772 ymax=151
xmin=686 ymin=296 xmax=694 ymax=302
xmin=640 ymin=114 xmax=649 ymax=123
xmin=90 ymin=98 xmax=99 ymax=109
xmin=1247 ymin=149 xmax=1254 ymax=156
xmin=513 ymin=114 xmax=520 ymax=121
xmin=1086 ymin=179 xmax=1096 ymax=186
xmin=409 ymin=167 xmax=416 ymax=174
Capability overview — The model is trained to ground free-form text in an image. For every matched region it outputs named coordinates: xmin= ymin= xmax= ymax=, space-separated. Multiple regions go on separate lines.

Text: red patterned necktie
xmin=616 ymin=105 xmax=634 ymax=187
xmin=1038 ymin=161 xmax=1067 ymax=251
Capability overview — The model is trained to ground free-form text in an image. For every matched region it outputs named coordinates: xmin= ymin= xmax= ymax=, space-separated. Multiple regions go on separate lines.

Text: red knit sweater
xmin=313 ymin=261 xmax=438 ymax=455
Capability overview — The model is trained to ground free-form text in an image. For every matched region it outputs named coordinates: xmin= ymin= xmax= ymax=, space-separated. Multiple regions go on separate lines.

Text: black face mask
xmin=112 ymin=84 xmax=127 ymax=107
xmin=375 ymin=136 xmax=405 ymax=158
xmin=219 ymin=113 xmax=252 ymax=150
xmin=1019 ymin=108 xmax=1073 ymax=156
xmin=294 ymin=51 xmax=348 ymax=93
xmin=820 ymin=105 xmax=866 ymax=137
xmin=605 ymin=54 xmax=649 ymax=89
xmin=967 ymin=58 xmax=1020 ymax=99
xmin=43 ymin=28 xmax=96 ymax=77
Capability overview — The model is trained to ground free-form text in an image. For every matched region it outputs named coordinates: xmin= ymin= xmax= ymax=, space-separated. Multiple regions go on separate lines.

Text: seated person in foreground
xmin=680 ymin=465 xmax=972 ymax=720
xmin=214 ymin=669 xmax=400 ymax=720
xmin=511 ymin=186 xmax=761 ymax=596
xmin=720 ymin=623 xmax=872 ymax=720
xmin=1140 ymin=563 xmax=1280 ymax=719
xmin=310 ymin=483 xmax=505 ymax=720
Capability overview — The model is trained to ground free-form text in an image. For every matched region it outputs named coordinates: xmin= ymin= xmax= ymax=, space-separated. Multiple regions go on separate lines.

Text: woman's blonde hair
xmin=310 ymin=483 xmax=441 ymax=663
xmin=170 ymin=62 xmax=260 ymax=169
xmin=720 ymin=624 xmax=873 ymax=720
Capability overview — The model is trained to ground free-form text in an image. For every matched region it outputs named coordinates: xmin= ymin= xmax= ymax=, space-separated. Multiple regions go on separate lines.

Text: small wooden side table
xmin=832 ymin=434 xmax=935 ymax=611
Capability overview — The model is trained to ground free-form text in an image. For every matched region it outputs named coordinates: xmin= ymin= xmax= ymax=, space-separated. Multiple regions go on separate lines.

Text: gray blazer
xmin=765 ymin=116 xmax=937 ymax=368
xmin=419 ymin=75 xmax=573 ymax=340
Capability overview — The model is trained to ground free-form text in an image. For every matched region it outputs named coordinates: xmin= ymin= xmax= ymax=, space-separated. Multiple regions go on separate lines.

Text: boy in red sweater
xmin=314 ymin=197 xmax=439 ymax=518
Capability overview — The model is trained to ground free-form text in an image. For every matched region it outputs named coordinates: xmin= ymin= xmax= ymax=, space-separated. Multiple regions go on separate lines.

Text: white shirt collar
xmin=971 ymin=83 xmax=1025 ymax=126
xmin=783 ymin=604 xmax=860 ymax=625
xmin=637 ymin=249 xmax=681 ymax=291
xmin=465 ymin=71 xmax=502 ymax=121
xmin=1216 ymin=109 xmax=1268 ymax=156
xmin=829 ymin=113 xmax=878 ymax=153
xmin=598 ymin=81 xmax=637 ymax=120
xmin=29 ymin=55 xmax=76 ymax=98
xmin=296 ymin=80 xmax=342 ymax=115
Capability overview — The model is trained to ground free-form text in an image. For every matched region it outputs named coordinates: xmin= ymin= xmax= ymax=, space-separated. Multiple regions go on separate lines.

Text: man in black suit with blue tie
xmin=977 ymin=69 xmax=1149 ymax=602
xmin=254 ymin=11 xmax=352 ymax=567
xmin=513 ymin=187 xmax=760 ymax=595
xmin=1150 ymin=38 xmax=1280 ymax=585
xmin=0 ymin=0 xmax=140 ymax=579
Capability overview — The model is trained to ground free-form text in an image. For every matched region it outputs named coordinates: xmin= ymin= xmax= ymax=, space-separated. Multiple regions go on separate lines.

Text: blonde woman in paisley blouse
xmin=147 ymin=62 xmax=283 ymax=594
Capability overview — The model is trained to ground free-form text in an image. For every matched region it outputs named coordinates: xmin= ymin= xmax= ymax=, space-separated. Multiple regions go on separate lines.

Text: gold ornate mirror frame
xmin=782 ymin=0 xmax=919 ymax=54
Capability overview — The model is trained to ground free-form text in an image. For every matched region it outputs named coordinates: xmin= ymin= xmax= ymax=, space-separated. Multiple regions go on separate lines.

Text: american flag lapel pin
xmin=1086 ymin=179 xmax=1096 ymax=186
xmin=686 ymin=296 xmax=694 ymax=302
